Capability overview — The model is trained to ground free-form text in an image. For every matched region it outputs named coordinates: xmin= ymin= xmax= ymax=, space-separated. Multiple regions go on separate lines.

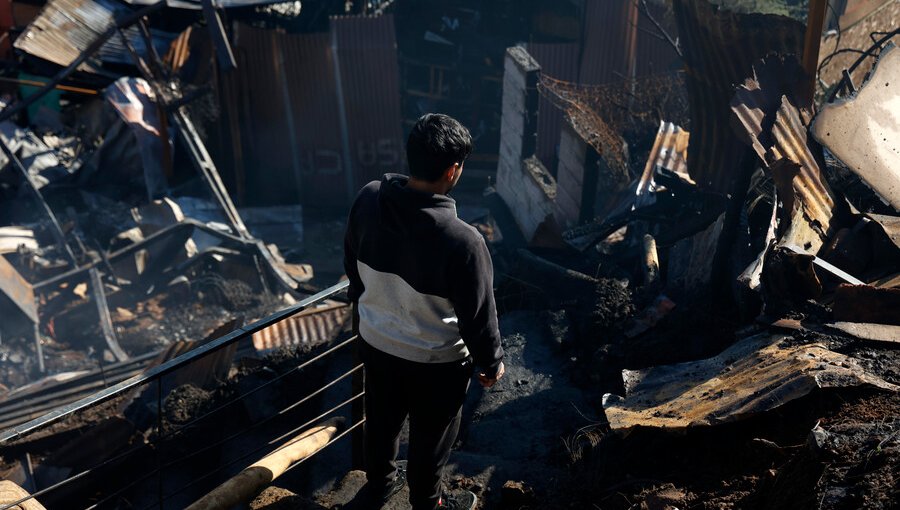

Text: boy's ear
xmin=444 ymin=163 xmax=457 ymax=182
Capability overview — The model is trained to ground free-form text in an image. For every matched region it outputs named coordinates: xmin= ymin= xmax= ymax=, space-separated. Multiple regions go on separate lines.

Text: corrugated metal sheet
xmin=673 ymin=0 xmax=805 ymax=195
xmin=331 ymin=14 xmax=405 ymax=192
xmin=578 ymin=0 xmax=637 ymax=85
xmin=220 ymin=15 xmax=402 ymax=207
xmin=731 ymin=55 xmax=838 ymax=252
xmin=769 ymin=98 xmax=835 ymax=243
xmin=14 ymin=0 xmax=118 ymax=71
xmin=636 ymin=121 xmax=690 ymax=206
xmin=635 ymin=0 xmax=682 ymax=77
xmin=528 ymin=42 xmax=580 ymax=173
xmin=281 ymin=30 xmax=343 ymax=206
xmin=14 ymin=0 xmax=173 ymax=71
xmin=602 ymin=333 xmax=898 ymax=431
xmin=252 ymin=302 xmax=350 ymax=351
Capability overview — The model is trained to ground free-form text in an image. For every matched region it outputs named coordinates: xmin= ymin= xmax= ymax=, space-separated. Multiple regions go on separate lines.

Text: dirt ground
xmin=244 ymin=199 xmax=900 ymax=510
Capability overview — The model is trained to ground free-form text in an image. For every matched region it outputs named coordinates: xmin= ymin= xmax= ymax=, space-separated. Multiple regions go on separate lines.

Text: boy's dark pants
xmin=361 ymin=340 xmax=473 ymax=510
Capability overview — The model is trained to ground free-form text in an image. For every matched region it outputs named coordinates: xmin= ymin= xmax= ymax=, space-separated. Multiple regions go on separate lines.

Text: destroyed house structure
xmin=1 ymin=0 xmax=900 ymax=508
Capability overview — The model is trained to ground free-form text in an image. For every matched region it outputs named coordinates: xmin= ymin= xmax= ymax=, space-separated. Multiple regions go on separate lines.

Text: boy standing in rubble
xmin=343 ymin=113 xmax=505 ymax=510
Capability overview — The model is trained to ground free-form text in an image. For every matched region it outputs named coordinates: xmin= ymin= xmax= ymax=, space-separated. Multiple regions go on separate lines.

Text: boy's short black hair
xmin=406 ymin=113 xmax=473 ymax=182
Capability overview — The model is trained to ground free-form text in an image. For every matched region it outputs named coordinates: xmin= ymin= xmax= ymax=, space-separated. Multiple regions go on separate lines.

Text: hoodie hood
xmin=377 ymin=173 xmax=458 ymax=237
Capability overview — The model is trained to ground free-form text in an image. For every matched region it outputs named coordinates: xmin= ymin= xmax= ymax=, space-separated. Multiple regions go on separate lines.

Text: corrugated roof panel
xmin=769 ymin=97 xmax=835 ymax=239
xmin=13 ymin=0 xmax=173 ymax=71
xmin=672 ymin=0 xmax=805 ymax=195
xmin=251 ymin=302 xmax=350 ymax=351
xmin=14 ymin=0 xmax=117 ymax=71
xmin=730 ymin=55 xmax=837 ymax=252
xmin=226 ymin=24 xmax=300 ymax=205
xmin=281 ymin=31 xmax=344 ymax=206
xmin=636 ymin=121 xmax=690 ymax=207
xmin=579 ymin=0 xmax=636 ymax=85
xmin=331 ymin=14 xmax=405 ymax=192
xmin=635 ymin=1 xmax=682 ymax=77
xmin=528 ymin=42 xmax=580 ymax=173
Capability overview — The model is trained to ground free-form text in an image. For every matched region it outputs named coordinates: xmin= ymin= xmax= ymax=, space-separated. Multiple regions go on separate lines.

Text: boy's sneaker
xmin=381 ymin=462 xmax=407 ymax=502
xmin=358 ymin=461 xmax=406 ymax=508
xmin=436 ymin=490 xmax=477 ymax=510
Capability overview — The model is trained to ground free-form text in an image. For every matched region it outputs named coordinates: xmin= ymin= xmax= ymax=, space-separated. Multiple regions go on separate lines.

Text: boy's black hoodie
xmin=344 ymin=174 xmax=503 ymax=376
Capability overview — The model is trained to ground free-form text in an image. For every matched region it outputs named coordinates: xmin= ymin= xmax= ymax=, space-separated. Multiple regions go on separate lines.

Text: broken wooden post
xmin=0 ymin=480 xmax=47 ymax=510
xmin=801 ymin=0 xmax=828 ymax=105
xmin=642 ymin=234 xmax=660 ymax=287
xmin=185 ymin=418 xmax=343 ymax=510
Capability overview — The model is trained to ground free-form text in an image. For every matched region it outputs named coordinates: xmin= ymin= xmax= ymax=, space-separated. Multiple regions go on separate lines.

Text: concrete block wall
xmin=555 ymin=123 xmax=602 ymax=229
xmin=496 ymin=46 xmax=558 ymax=242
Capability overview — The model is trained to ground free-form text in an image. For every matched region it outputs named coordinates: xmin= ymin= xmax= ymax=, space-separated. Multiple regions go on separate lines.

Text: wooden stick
xmin=185 ymin=418 xmax=342 ymax=510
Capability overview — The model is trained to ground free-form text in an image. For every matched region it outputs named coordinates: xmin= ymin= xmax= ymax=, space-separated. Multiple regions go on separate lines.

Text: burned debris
xmin=482 ymin=0 xmax=900 ymax=507
xmin=0 ymin=0 xmax=899 ymax=508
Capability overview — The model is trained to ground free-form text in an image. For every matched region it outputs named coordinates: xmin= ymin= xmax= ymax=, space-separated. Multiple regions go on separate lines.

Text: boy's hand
xmin=477 ymin=361 xmax=505 ymax=388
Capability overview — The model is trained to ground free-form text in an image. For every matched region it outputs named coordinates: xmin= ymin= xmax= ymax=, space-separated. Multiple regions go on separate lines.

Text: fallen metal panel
xmin=0 ymin=255 xmax=37 ymax=324
xmin=673 ymin=0 xmax=805 ymax=194
xmin=635 ymin=121 xmax=691 ymax=207
xmin=812 ymin=43 xmax=900 ymax=211
xmin=602 ymin=333 xmax=898 ymax=431
xmin=13 ymin=0 xmax=172 ymax=71
xmin=768 ymin=100 xmax=836 ymax=249
xmin=828 ymin=322 xmax=900 ymax=343
xmin=833 ymin=284 xmax=900 ymax=325
xmin=730 ymin=55 xmax=838 ymax=252
xmin=252 ymin=302 xmax=350 ymax=352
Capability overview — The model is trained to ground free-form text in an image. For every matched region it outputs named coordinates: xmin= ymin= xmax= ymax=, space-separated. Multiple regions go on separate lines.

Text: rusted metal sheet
xmin=828 ymin=322 xmax=900 ymax=344
xmin=220 ymin=15 xmax=402 ymax=207
xmin=14 ymin=0 xmax=118 ymax=71
xmin=673 ymin=0 xmax=805 ymax=194
xmin=833 ymin=284 xmax=900 ymax=325
xmin=576 ymin=0 xmax=681 ymax=85
xmin=636 ymin=121 xmax=691 ymax=207
xmin=279 ymin=31 xmax=344 ymax=206
xmin=252 ymin=302 xmax=350 ymax=352
xmin=331 ymin=14 xmax=405 ymax=193
xmin=528 ymin=42 xmax=579 ymax=172
xmin=812 ymin=43 xmax=900 ymax=211
xmin=634 ymin=0 xmax=682 ymax=77
xmin=602 ymin=333 xmax=898 ymax=431
xmin=578 ymin=0 xmax=637 ymax=85
xmin=14 ymin=0 xmax=173 ymax=71
xmin=769 ymin=101 xmax=836 ymax=251
xmin=0 ymin=255 xmax=37 ymax=325
xmin=730 ymin=55 xmax=838 ymax=253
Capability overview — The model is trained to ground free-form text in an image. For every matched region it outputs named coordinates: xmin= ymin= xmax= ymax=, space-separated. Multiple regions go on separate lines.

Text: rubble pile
xmin=486 ymin=1 xmax=900 ymax=507
xmin=0 ymin=0 xmax=352 ymax=467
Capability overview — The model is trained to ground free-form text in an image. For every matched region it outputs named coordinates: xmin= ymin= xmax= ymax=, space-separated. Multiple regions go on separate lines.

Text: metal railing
xmin=0 ymin=280 xmax=364 ymax=510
